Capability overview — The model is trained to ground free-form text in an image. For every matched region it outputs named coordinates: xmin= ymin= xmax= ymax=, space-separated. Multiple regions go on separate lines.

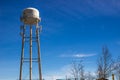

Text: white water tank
xmin=21 ymin=7 xmax=41 ymax=25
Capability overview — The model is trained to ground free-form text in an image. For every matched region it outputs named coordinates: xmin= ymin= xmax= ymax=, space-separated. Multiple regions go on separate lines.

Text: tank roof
xmin=23 ymin=7 xmax=39 ymax=12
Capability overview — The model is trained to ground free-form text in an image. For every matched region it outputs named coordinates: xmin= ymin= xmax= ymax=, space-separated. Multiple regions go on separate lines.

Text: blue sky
xmin=0 ymin=0 xmax=120 ymax=80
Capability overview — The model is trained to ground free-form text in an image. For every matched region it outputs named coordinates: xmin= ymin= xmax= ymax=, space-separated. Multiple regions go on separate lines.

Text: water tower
xmin=19 ymin=7 xmax=42 ymax=80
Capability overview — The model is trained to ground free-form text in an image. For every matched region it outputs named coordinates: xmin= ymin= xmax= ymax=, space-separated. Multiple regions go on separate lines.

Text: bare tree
xmin=114 ymin=56 xmax=120 ymax=80
xmin=71 ymin=59 xmax=84 ymax=80
xmin=97 ymin=57 xmax=104 ymax=78
xmin=97 ymin=46 xmax=113 ymax=79
xmin=79 ymin=63 xmax=84 ymax=80
xmin=71 ymin=61 xmax=79 ymax=80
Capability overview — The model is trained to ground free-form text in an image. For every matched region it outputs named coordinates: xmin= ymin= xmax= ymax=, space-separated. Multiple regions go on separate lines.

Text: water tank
xmin=21 ymin=7 xmax=41 ymax=25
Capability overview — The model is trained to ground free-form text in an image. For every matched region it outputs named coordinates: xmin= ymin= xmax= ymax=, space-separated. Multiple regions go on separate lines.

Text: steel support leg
xmin=30 ymin=26 xmax=32 ymax=80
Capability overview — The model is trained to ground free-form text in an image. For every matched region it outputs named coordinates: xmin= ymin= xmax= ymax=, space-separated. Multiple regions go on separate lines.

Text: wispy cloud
xmin=73 ymin=53 xmax=97 ymax=58
xmin=41 ymin=0 xmax=120 ymax=35
xmin=48 ymin=0 xmax=120 ymax=18
xmin=60 ymin=53 xmax=97 ymax=58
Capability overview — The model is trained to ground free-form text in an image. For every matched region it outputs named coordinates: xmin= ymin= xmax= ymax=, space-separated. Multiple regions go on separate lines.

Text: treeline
xmin=69 ymin=46 xmax=120 ymax=80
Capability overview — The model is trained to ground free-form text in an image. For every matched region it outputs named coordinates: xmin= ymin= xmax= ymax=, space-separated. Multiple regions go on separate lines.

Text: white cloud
xmin=43 ymin=75 xmax=63 ymax=80
xmin=60 ymin=53 xmax=97 ymax=58
xmin=43 ymin=65 xmax=72 ymax=80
